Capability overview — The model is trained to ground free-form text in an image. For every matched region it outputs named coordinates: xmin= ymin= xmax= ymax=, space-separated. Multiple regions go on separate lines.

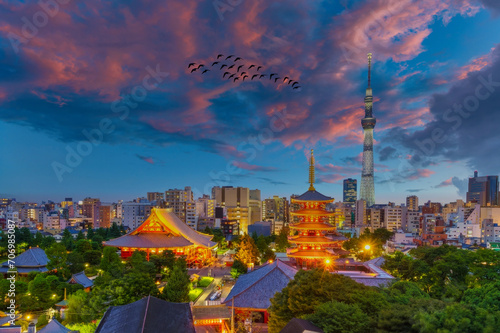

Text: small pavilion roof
xmin=223 ymin=260 xmax=297 ymax=310
xmin=289 ymin=222 xmax=335 ymax=230
xmin=68 ymin=271 xmax=94 ymax=289
xmin=292 ymin=190 xmax=333 ymax=203
xmin=0 ymin=247 xmax=48 ymax=268
xmin=104 ymin=208 xmax=216 ymax=249
xmin=38 ymin=319 xmax=76 ymax=333
xmin=95 ymin=296 xmax=195 ymax=333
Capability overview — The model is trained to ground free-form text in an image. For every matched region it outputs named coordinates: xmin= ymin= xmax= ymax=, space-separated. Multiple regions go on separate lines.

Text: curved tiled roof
xmin=289 ymin=236 xmax=338 ymax=244
xmin=292 ymin=190 xmax=333 ymax=202
xmin=223 ymin=260 xmax=297 ymax=309
xmin=0 ymin=247 xmax=48 ymax=268
xmin=68 ymin=271 xmax=94 ymax=288
xmin=104 ymin=208 xmax=216 ymax=249
xmin=38 ymin=319 xmax=75 ymax=333
xmin=287 ymin=249 xmax=332 ymax=259
xmin=290 ymin=209 xmax=335 ymax=216
xmin=289 ymin=222 xmax=335 ymax=230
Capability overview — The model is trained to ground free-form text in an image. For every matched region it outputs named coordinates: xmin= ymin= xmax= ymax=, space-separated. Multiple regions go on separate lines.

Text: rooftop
xmin=38 ymin=319 xmax=76 ymax=333
xmin=68 ymin=271 xmax=94 ymax=289
xmin=292 ymin=190 xmax=333 ymax=203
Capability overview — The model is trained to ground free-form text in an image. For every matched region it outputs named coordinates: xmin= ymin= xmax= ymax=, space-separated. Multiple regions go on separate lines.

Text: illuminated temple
xmin=104 ymin=208 xmax=216 ymax=265
xmin=287 ymin=150 xmax=345 ymax=269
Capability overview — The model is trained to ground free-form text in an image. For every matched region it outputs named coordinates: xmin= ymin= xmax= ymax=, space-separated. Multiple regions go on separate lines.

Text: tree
xmin=66 ymin=290 xmax=93 ymax=323
xmin=128 ymin=251 xmax=155 ymax=277
xmin=275 ymin=227 xmax=290 ymax=252
xmin=100 ymin=247 xmax=123 ymax=278
xmin=67 ymin=252 xmax=85 ymax=274
xmin=305 ymin=301 xmax=370 ymax=333
xmin=76 ymin=231 xmax=85 ymax=241
xmin=75 ymin=239 xmax=93 ymax=254
xmin=62 ymin=229 xmax=74 ymax=250
xmin=235 ymin=233 xmax=260 ymax=266
xmin=87 ymin=228 xmax=95 ymax=240
xmin=46 ymin=243 xmax=68 ymax=271
xmin=230 ymin=259 xmax=247 ymax=279
xmin=161 ymin=260 xmax=190 ymax=302
xmin=84 ymin=250 xmax=102 ymax=266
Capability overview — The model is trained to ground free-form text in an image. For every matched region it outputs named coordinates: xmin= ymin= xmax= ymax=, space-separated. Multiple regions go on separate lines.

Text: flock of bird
xmin=187 ymin=54 xmax=301 ymax=90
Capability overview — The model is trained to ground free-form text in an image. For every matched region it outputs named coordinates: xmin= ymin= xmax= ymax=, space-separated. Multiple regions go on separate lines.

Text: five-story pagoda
xmin=288 ymin=149 xmax=343 ymax=269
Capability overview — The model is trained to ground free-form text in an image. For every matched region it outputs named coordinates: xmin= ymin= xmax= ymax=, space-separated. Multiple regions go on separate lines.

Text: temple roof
xmin=104 ymin=208 xmax=216 ymax=249
xmin=0 ymin=247 xmax=48 ymax=274
xmin=95 ymin=296 xmax=195 ymax=333
xmin=289 ymin=236 xmax=338 ymax=244
xmin=292 ymin=190 xmax=333 ymax=203
xmin=38 ymin=319 xmax=76 ymax=333
xmin=222 ymin=260 xmax=297 ymax=310
xmin=287 ymin=249 xmax=333 ymax=259
xmin=290 ymin=208 xmax=335 ymax=216
xmin=289 ymin=222 xmax=335 ymax=230
xmin=68 ymin=271 xmax=94 ymax=289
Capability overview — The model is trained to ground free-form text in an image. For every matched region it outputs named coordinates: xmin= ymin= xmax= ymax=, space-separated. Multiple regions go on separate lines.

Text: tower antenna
xmin=309 ymin=149 xmax=315 ymax=191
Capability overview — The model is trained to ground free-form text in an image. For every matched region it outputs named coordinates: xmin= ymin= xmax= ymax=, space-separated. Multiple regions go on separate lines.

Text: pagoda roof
xmin=289 ymin=236 xmax=338 ymax=244
xmin=290 ymin=208 xmax=335 ymax=216
xmin=289 ymin=222 xmax=335 ymax=230
xmin=68 ymin=271 xmax=93 ymax=289
xmin=104 ymin=208 xmax=216 ymax=249
xmin=38 ymin=319 xmax=76 ymax=333
xmin=222 ymin=260 xmax=297 ymax=310
xmin=287 ymin=249 xmax=333 ymax=259
xmin=292 ymin=190 xmax=333 ymax=203
xmin=95 ymin=296 xmax=195 ymax=333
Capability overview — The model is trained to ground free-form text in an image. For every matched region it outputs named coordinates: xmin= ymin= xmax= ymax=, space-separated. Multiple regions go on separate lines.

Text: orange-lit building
xmin=104 ymin=208 xmax=216 ymax=265
xmin=287 ymin=150 xmax=346 ymax=269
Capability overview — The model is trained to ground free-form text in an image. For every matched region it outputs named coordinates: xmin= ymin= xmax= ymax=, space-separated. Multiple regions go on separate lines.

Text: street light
xmin=364 ymin=244 xmax=371 ymax=251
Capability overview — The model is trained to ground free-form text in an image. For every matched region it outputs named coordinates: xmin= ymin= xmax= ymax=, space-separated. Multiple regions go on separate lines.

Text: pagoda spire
xmin=308 ymin=149 xmax=315 ymax=191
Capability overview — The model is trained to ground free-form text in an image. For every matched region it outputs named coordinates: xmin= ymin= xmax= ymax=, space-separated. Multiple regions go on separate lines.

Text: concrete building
xmin=406 ymin=211 xmax=421 ymax=235
xmin=147 ymin=192 xmax=164 ymax=203
xmin=355 ymin=200 xmax=367 ymax=228
xmin=43 ymin=211 xmax=60 ymax=230
xmin=82 ymin=198 xmax=101 ymax=228
xmin=164 ymin=187 xmax=197 ymax=229
xmin=467 ymin=171 xmax=499 ymax=206
xmin=121 ymin=202 xmax=153 ymax=229
xmin=384 ymin=205 xmax=407 ymax=231
xmin=262 ymin=196 xmax=289 ymax=224
xmin=406 ymin=195 xmax=419 ymax=212
xmin=195 ymin=195 xmax=215 ymax=219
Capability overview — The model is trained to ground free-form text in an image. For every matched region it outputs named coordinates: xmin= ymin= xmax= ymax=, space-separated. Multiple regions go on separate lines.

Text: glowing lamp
xmin=364 ymin=244 xmax=371 ymax=250
xmin=325 ymin=259 xmax=331 ymax=264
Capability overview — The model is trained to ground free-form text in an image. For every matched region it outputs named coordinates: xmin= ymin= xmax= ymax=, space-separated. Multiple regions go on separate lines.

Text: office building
xmin=343 ymin=178 xmax=357 ymax=204
xmin=466 ymin=171 xmax=499 ymax=206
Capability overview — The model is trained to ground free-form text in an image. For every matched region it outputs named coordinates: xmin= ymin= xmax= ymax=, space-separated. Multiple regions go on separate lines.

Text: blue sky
xmin=1 ymin=0 xmax=500 ymax=204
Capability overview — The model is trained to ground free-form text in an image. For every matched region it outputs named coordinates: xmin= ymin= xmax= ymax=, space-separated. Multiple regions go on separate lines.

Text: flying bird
xmin=234 ymin=57 xmax=242 ymax=61
xmin=269 ymin=73 xmax=278 ymax=79
xmin=288 ymin=80 xmax=294 ymax=85
xmin=217 ymin=54 xmax=224 ymax=59
xmin=248 ymin=65 xmax=255 ymax=69
xmin=234 ymin=77 xmax=239 ymax=82
xmin=190 ymin=68 xmax=197 ymax=73
xmin=274 ymin=77 xmax=280 ymax=83
xmin=188 ymin=63 xmax=196 ymax=68
xmin=259 ymin=74 xmax=266 ymax=78
xmin=228 ymin=74 xmax=235 ymax=79
xmin=251 ymin=74 xmax=258 ymax=80
xmin=202 ymin=69 xmax=210 ymax=74
xmin=257 ymin=66 xmax=262 ymax=71
xmin=220 ymin=64 xmax=227 ymax=69
xmin=242 ymin=75 xmax=249 ymax=81
xmin=212 ymin=61 xmax=219 ymax=66
xmin=240 ymin=72 xmax=247 ymax=76
xmin=226 ymin=55 xmax=235 ymax=60
xmin=228 ymin=64 xmax=235 ymax=69
xmin=223 ymin=72 xmax=230 ymax=78
xmin=237 ymin=65 xmax=244 ymax=72
xmin=293 ymin=86 xmax=301 ymax=89
xmin=292 ymin=81 xmax=299 ymax=87
xmin=283 ymin=76 xmax=289 ymax=82
xmin=197 ymin=64 xmax=204 ymax=69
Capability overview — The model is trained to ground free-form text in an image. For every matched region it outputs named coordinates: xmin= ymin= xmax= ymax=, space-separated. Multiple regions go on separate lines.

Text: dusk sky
xmin=2 ymin=0 xmax=500 ymax=204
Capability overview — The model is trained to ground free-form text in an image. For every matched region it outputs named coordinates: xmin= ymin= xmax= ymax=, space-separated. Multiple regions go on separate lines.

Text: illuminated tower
xmin=360 ymin=53 xmax=376 ymax=207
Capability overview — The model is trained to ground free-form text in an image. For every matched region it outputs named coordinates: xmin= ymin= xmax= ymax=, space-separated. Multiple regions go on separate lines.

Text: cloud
xmin=452 ymin=176 xmax=468 ymax=199
xmin=379 ymin=146 xmax=398 ymax=161
xmin=231 ymin=161 xmax=278 ymax=172
xmin=136 ymin=154 xmax=154 ymax=164
xmin=407 ymin=189 xmax=424 ymax=193
xmin=434 ymin=177 xmax=453 ymax=188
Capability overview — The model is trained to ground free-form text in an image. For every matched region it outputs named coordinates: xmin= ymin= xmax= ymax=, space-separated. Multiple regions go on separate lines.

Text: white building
xmin=43 ymin=212 xmax=60 ymax=230
xmin=384 ymin=205 xmax=407 ymax=231
xmin=121 ymin=202 xmax=153 ymax=229
xmin=405 ymin=211 xmax=421 ymax=235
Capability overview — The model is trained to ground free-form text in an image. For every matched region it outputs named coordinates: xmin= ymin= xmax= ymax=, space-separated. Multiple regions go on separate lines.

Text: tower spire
xmin=309 ymin=149 xmax=315 ymax=191
xmin=367 ymin=53 xmax=372 ymax=88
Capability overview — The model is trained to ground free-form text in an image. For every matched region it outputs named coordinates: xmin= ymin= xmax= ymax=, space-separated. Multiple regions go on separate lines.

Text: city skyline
xmin=2 ymin=1 xmax=500 ymax=203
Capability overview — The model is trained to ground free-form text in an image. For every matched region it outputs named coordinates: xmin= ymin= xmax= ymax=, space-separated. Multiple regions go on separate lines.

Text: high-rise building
xmin=466 ymin=171 xmax=499 ymax=206
xmin=164 ymin=187 xmax=197 ymax=229
xmin=82 ymin=198 xmax=101 ymax=228
xmin=147 ymin=192 xmax=164 ymax=203
xmin=343 ymin=178 xmax=357 ymax=204
xmin=121 ymin=201 xmax=153 ymax=229
xmin=262 ymin=196 xmax=290 ymax=224
xmin=99 ymin=203 xmax=112 ymax=228
xmin=384 ymin=205 xmax=407 ymax=231
xmin=360 ymin=53 xmax=376 ymax=207
xmin=195 ymin=195 xmax=215 ymax=219
xmin=406 ymin=195 xmax=419 ymax=212
xmin=355 ymin=199 xmax=367 ymax=227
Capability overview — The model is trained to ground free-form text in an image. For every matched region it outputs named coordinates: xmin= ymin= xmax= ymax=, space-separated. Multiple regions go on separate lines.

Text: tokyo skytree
xmin=360 ymin=53 xmax=376 ymax=207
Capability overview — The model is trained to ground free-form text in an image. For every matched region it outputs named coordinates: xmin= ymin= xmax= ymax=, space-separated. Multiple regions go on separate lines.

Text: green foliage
xmin=46 ymin=242 xmax=68 ymax=271
xmin=128 ymin=251 xmax=156 ymax=277
xmin=36 ymin=314 xmax=49 ymax=328
xmin=161 ymin=260 xmax=190 ymax=302
xmin=75 ymin=239 xmax=93 ymax=253
xmin=100 ymin=247 xmax=123 ymax=278
xmin=84 ymin=250 xmax=102 ymax=266
xmin=67 ymin=252 xmax=85 ymax=274
xmin=66 ymin=289 xmax=93 ymax=323
xmin=305 ymin=301 xmax=370 ymax=333
xmin=235 ymin=233 xmax=260 ymax=266
xmin=62 ymin=229 xmax=74 ymax=250
xmin=198 ymin=277 xmax=214 ymax=288
xmin=275 ymin=227 xmax=290 ymax=252
xmin=230 ymin=259 xmax=247 ymax=279
xmin=342 ymin=228 xmax=391 ymax=261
